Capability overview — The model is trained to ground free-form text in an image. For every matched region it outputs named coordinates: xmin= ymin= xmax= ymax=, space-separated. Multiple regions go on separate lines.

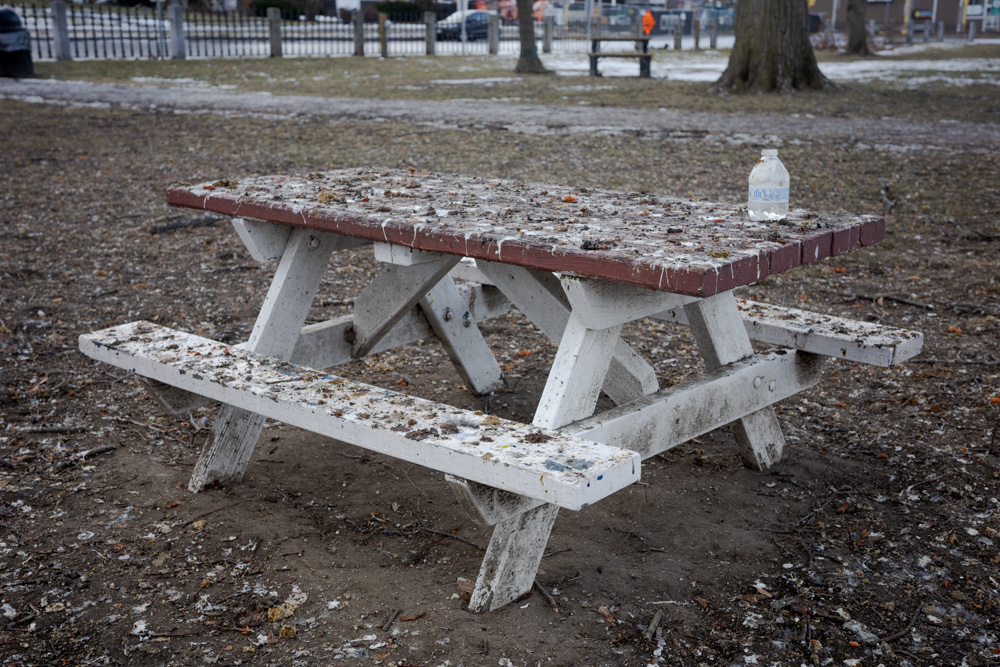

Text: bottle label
xmin=748 ymin=186 xmax=789 ymax=203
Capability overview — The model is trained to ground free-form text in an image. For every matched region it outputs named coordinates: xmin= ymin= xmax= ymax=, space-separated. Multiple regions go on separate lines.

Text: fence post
xmin=488 ymin=14 xmax=499 ymax=54
xmin=968 ymin=21 xmax=976 ymax=41
xmin=709 ymin=17 xmax=717 ymax=49
xmin=673 ymin=16 xmax=682 ymax=50
xmin=50 ymin=0 xmax=71 ymax=61
xmin=168 ymin=2 xmax=185 ymax=60
xmin=424 ymin=11 xmax=435 ymax=55
xmin=543 ymin=16 xmax=553 ymax=54
xmin=353 ymin=11 xmax=364 ymax=56
xmin=378 ymin=12 xmax=388 ymax=58
xmin=693 ymin=18 xmax=700 ymax=50
xmin=936 ymin=20 xmax=944 ymax=41
xmin=267 ymin=7 xmax=282 ymax=57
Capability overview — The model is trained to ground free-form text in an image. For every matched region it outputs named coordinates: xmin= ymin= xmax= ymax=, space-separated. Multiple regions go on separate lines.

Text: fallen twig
xmin=608 ymin=526 xmax=667 ymax=553
xmin=152 ymin=214 xmax=223 ymax=234
xmin=22 ymin=425 xmax=88 ymax=434
xmin=532 ymin=579 xmax=559 ymax=611
xmin=644 ymin=609 xmax=664 ymax=641
xmin=381 ymin=609 xmax=401 ymax=632
xmin=879 ymin=603 xmax=922 ymax=643
xmin=55 ymin=445 xmax=116 ymax=471
xmin=421 ymin=527 xmax=485 ymax=552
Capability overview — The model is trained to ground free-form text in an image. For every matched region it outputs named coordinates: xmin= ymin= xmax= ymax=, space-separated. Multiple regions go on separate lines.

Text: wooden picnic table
xmin=80 ymin=168 xmax=922 ymax=612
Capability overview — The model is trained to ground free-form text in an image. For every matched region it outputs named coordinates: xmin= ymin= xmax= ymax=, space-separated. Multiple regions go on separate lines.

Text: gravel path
xmin=2 ymin=77 xmax=997 ymax=151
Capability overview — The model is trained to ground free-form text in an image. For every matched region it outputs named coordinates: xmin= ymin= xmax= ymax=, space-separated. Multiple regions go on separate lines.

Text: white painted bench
xmin=79 ymin=168 xmax=923 ymax=613
xmin=80 ymin=321 xmax=639 ymax=511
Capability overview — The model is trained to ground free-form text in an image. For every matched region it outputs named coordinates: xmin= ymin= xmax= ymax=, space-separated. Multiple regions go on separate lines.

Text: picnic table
xmin=589 ymin=34 xmax=652 ymax=78
xmin=80 ymin=168 xmax=922 ymax=612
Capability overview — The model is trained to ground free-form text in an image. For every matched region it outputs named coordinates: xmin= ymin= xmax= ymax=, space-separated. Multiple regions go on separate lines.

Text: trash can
xmin=0 ymin=8 xmax=34 ymax=78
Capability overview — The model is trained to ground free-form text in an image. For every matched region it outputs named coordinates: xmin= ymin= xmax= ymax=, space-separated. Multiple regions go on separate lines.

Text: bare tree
xmin=514 ymin=0 xmax=549 ymax=74
xmin=712 ymin=0 xmax=829 ymax=93
xmin=846 ymin=0 xmax=871 ymax=55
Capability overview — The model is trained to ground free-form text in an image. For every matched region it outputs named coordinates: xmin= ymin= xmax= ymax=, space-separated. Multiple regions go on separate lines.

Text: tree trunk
xmin=846 ymin=0 xmax=871 ymax=55
xmin=712 ymin=0 xmax=829 ymax=93
xmin=514 ymin=0 xmax=549 ymax=74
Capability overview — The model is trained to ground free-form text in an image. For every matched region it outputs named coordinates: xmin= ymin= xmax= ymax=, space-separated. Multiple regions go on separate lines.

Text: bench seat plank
xmin=79 ymin=322 xmax=640 ymax=511
xmin=656 ymin=299 xmax=923 ymax=367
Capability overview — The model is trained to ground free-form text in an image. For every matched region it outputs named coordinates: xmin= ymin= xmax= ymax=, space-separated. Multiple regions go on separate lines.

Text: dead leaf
xmin=693 ymin=595 xmax=708 ymax=610
xmin=400 ymin=611 xmax=428 ymax=621
xmin=597 ymin=606 xmax=615 ymax=623
xmin=278 ymin=625 xmax=296 ymax=638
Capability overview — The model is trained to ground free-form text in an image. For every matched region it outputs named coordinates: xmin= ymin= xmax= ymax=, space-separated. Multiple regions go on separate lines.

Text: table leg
xmin=682 ymin=292 xmax=785 ymax=470
xmin=188 ymin=229 xmax=341 ymax=491
xmin=465 ymin=297 xmax=623 ymax=611
xmin=468 ymin=503 xmax=559 ymax=613
xmin=476 ymin=262 xmax=659 ymax=405
xmin=419 ymin=274 xmax=504 ymax=395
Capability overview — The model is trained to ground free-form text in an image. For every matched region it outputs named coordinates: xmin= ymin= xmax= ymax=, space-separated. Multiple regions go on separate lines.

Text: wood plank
xmin=560 ymin=276 xmax=695 ymax=330
xmin=566 ymin=349 xmax=824 ymax=459
xmin=683 ymin=294 xmax=786 ymax=470
xmin=79 ymin=322 xmax=641 ymax=511
xmin=533 ymin=315 xmax=621 ymax=431
xmin=231 ymin=217 xmax=291 ymax=262
xmin=656 ymin=299 xmax=923 ymax=368
xmin=166 ymin=169 xmax=885 ymax=298
xmin=288 ymin=283 xmax=510 ymax=371
xmin=373 ymin=242 xmax=444 ymax=266
xmin=418 ymin=275 xmax=505 ymax=395
xmin=351 ymin=257 xmax=459 ymax=358
xmin=189 ymin=228 xmax=339 ymax=491
xmin=468 ymin=504 xmax=559 ymax=613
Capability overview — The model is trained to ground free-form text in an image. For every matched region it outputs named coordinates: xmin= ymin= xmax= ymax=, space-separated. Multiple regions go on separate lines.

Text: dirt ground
xmin=1 ymin=60 xmax=999 ymax=667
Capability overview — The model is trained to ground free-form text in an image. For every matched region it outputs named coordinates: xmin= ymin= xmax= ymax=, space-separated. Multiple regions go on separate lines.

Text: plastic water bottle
xmin=747 ymin=149 xmax=789 ymax=222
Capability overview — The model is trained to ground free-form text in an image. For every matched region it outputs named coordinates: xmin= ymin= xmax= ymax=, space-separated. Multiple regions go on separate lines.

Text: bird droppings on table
xmin=166 ymin=168 xmax=885 ymax=298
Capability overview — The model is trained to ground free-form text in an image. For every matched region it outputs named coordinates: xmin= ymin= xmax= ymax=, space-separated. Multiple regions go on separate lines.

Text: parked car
xmin=436 ymin=10 xmax=498 ymax=41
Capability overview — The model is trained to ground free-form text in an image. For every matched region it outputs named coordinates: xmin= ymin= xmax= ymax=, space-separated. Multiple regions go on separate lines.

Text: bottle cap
xmin=761 ymin=149 xmax=778 ymax=157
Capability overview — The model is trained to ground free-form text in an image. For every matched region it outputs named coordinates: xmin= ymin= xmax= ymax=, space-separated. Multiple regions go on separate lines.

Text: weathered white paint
xmin=560 ymin=276 xmax=696 ymax=330
xmin=476 ymin=262 xmax=658 ymax=406
xmin=373 ymin=242 xmax=445 ymax=266
xmin=418 ymin=275 xmax=505 ymax=395
xmin=450 ymin=258 xmax=494 ymax=285
xmin=567 ymin=349 xmax=824 ymax=459
xmin=467 ymin=503 xmax=560 ymax=613
xmin=79 ymin=322 xmax=641 ymax=510
xmin=445 ymin=475 xmax=543 ymax=526
xmin=231 ymin=217 xmax=292 ymax=262
xmin=683 ymin=293 xmax=786 ymax=470
xmin=287 ymin=284 xmax=510 ymax=371
xmin=657 ymin=299 xmax=923 ymax=368
xmin=189 ymin=228 xmax=340 ymax=491
xmin=351 ymin=258 xmax=459 ymax=358
xmin=532 ymin=315 xmax=622 ymax=431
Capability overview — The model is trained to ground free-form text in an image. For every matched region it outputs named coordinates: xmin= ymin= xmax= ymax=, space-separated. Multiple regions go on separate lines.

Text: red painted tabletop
xmin=167 ymin=168 xmax=884 ymax=298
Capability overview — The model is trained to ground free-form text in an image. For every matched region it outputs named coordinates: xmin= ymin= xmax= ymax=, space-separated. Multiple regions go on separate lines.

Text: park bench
xmin=79 ymin=168 xmax=922 ymax=612
xmin=589 ymin=35 xmax=652 ymax=78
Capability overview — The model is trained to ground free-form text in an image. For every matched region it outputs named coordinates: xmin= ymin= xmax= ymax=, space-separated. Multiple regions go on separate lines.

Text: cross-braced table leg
xmin=188 ymin=228 xmax=345 ymax=491
xmin=461 ymin=273 xmax=686 ymax=611
xmin=682 ymin=292 xmax=786 ymax=470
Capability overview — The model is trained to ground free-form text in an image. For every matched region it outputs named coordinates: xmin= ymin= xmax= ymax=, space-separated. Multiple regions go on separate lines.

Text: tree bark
xmin=846 ymin=0 xmax=871 ymax=55
xmin=514 ymin=0 xmax=550 ymax=74
xmin=712 ymin=0 xmax=829 ymax=93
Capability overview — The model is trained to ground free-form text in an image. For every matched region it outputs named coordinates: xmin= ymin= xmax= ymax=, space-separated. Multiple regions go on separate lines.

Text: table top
xmin=167 ymin=168 xmax=884 ymax=298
